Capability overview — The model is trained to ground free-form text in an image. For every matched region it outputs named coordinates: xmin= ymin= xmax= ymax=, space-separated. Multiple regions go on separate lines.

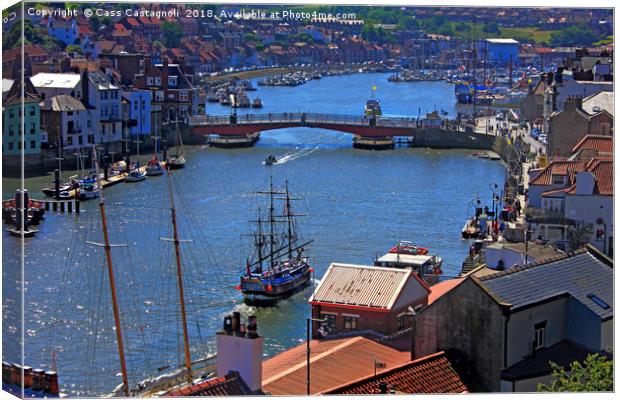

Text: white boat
xmin=125 ymin=169 xmax=147 ymax=182
xmin=146 ymin=158 xmax=164 ymax=176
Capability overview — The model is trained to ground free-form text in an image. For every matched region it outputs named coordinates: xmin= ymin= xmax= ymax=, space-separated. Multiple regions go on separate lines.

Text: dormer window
xmin=147 ymin=77 xmax=154 ymax=86
xmin=168 ymin=76 xmax=178 ymax=87
xmin=533 ymin=321 xmax=547 ymax=351
xmin=552 ymin=175 xmax=564 ymax=185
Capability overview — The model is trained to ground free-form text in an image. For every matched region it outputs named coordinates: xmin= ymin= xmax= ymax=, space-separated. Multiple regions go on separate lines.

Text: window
xmin=168 ymin=76 xmax=177 ymax=87
xmin=9 ymin=126 xmax=14 ymax=136
xmin=67 ymin=136 xmax=73 ymax=146
xmin=322 ymin=314 xmax=337 ymax=330
xmin=552 ymin=175 xmax=564 ymax=185
xmin=78 ymin=136 xmax=83 ymax=145
xmin=30 ymin=140 xmax=36 ymax=149
xmin=29 ymin=106 xmax=35 ymax=116
xmin=155 ymin=91 xmax=164 ymax=101
xmin=9 ymin=109 xmax=14 ymax=118
xmin=587 ymin=294 xmax=610 ymax=310
xmin=8 ymin=142 xmax=14 ymax=150
xmin=30 ymin=122 xmax=35 ymax=134
xmin=147 ymin=77 xmax=154 ymax=86
xmin=344 ymin=316 xmax=358 ymax=330
xmin=154 ymin=77 xmax=161 ymax=86
xmin=179 ymin=90 xmax=188 ymax=102
xmin=533 ymin=321 xmax=546 ymax=351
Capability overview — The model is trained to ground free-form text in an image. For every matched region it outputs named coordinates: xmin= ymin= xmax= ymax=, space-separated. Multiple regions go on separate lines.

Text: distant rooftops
xmin=50 ymin=95 xmax=86 ymax=112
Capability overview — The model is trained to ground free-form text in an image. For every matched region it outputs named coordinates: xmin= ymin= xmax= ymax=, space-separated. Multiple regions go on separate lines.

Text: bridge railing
xmin=188 ymin=113 xmax=446 ymax=130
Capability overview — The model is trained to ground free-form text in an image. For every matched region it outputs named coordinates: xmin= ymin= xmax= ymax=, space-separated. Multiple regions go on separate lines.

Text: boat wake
xmin=271 ymin=147 xmax=318 ymax=165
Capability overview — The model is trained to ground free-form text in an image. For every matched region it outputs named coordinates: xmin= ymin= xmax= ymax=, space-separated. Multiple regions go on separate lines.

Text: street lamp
xmin=306 ymin=317 xmax=326 ymax=395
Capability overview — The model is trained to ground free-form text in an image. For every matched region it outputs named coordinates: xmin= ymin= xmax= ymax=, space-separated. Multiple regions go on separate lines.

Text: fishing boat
xmin=125 ymin=168 xmax=147 ymax=182
xmin=146 ymin=157 xmax=164 ymax=176
xmin=166 ymin=121 xmax=186 ymax=169
xmin=2 ymin=189 xmax=45 ymax=226
xmin=263 ymin=155 xmax=277 ymax=165
xmin=364 ymin=85 xmax=382 ymax=117
xmin=238 ymin=178 xmax=314 ymax=306
xmin=42 ymin=184 xmax=73 ymax=198
xmin=461 ymin=217 xmax=481 ymax=239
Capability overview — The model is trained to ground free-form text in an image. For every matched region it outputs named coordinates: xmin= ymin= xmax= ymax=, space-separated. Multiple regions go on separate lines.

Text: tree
xmin=66 ymin=45 xmax=83 ymax=55
xmin=537 ymin=354 xmax=613 ymax=392
xmin=162 ymin=21 xmax=183 ymax=48
xmin=484 ymin=22 xmax=501 ymax=35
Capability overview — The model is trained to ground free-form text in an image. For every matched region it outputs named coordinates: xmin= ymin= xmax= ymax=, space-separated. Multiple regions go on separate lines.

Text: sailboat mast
xmin=269 ymin=176 xmax=275 ymax=267
xmin=285 ymin=181 xmax=293 ymax=258
xmin=256 ymin=207 xmax=263 ymax=272
xmin=92 ymin=145 xmax=130 ymax=397
xmin=165 ymin=167 xmax=193 ymax=383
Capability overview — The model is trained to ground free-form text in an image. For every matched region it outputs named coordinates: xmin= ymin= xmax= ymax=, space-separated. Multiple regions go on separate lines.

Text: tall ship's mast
xmin=91 ymin=145 xmax=130 ymax=397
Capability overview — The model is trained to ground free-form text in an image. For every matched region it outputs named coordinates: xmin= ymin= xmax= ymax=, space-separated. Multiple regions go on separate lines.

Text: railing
xmin=187 ymin=113 xmax=454 ymax=130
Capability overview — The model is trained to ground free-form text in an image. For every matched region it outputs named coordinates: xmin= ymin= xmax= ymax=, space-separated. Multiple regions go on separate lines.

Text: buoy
xmin=266 ymin=285 xmax=273 ymax=292
xmin=234 ymin=285 xmax=241 ymax=290
xmin=309 ymin=268 xmax=314 ymax=273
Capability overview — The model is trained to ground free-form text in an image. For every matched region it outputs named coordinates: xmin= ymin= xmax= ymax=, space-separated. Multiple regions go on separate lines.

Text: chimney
xmin=216 ymin=314 xmax=264 ymax=393
xmin=378 ymin=382 xmax=389 ymax=394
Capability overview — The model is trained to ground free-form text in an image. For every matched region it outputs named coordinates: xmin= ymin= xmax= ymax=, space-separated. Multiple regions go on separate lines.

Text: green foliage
xmin=66 ymin=44 xmax=83 ymax=55
xmin=436 ymin=22 xmax=454 ymax=37
xmin=290 ymin=32 xmax=315 ymax=44
xmin=244 ymin=33 xmax=260 ymax=43
xmin=2 ymin=20 xmax=63 ymax=51
xmin=361 ymin=25 xmax=395 ymax=44
xmin=162 ymin=21 xmax=182 ymax=48
xmin=537 ymin=354 xmax=613 ymax=392
xmin=550 ymin=24 xmax=600 ymax=47
xmin=396 ymin=16 xmax=419 ymax=30
xmin=484 ymin=22 xmax=501 ymax=35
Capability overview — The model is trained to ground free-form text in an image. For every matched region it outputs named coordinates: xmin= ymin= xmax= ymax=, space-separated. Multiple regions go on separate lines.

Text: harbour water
xmin=2 ymin=73 xmax=505 ymax=396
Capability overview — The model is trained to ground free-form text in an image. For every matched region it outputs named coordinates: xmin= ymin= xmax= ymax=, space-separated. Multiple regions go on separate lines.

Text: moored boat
xmin=146 ymin=157 xmax=164 ymax=176
xmin=388 ymin=240 xmax=428 ymax=255
xmin=78 ymin=183 xmax=99 ymax=200
xmin=125 ymin=169 xmax=147 ymax=182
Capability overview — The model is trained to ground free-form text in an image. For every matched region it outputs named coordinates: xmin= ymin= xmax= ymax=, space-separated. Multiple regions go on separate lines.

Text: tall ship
xmin=238 ymin=178 xmax=313 ymax=306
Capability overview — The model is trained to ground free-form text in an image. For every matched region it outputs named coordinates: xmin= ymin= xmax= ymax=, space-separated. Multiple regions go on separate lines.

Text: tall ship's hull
xmin=241 ymin=260 xmax=312 ymax=306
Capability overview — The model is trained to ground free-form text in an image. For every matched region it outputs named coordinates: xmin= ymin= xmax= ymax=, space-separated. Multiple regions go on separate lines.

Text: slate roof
xmin=477 ymin=247 xmax=613 ymax=320
xmin=262 ymin=336 xmax=409 ymax=395
xmin=322 ymin=351 xmax=469 ymax=394
xmin=50 ymin=95 xmax=86 ymax=112
xmin=501 ymin=340 xmax=613 ymax=381
xmin=309 ymin=263 xmax=418 ymax=310
xmin=165 ymin=371 xmax=253 ymax=396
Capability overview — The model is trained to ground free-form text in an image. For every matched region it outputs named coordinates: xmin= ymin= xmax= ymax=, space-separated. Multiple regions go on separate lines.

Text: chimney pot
xmin=379 ymin=382 xmax=389 ymax=394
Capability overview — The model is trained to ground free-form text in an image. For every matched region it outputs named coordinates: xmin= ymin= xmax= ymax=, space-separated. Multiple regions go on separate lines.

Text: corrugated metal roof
xmin=479 ymin=249 xmax=613 ymax=319
xmin=310 ymin=263 xmax=413 ymax=310
xmin=262 ymin=336 xmax=410 ymax=395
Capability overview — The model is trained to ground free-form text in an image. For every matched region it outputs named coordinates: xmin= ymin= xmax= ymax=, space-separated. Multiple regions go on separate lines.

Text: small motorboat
xmin=42 ymin=184 xmax=72 ymax=198
xmin=251 ymin=97 xmax=263 ymax=108
xmin=78 ymin=183 xmax=99 ymax=200
xmin=264 ymin=155 xmax=277 ymax=165
xmin=146 ymin=158 xmax=164 ymax=176
xmin=125 ymin=169 xmax=147 ymax=182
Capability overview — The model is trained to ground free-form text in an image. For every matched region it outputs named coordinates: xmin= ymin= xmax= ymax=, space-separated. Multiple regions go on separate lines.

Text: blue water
xmin=2 ymin=72 xmax=505 ymax=396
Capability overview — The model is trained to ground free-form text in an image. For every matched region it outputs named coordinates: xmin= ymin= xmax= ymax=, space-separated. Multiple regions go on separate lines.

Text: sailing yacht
xmin=166 ymin=120 xmax=186 ymax=169
xmin=238 ymin=178 xmax=314 ymax=306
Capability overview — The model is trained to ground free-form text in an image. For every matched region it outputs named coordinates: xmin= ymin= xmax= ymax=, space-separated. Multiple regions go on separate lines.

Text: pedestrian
xmin=514 ymin=198 xmax=521 ymax=216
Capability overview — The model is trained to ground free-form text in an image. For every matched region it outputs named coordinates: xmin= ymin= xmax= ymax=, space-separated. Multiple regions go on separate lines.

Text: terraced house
xmin=2 ymin=78 xmax=41 ymax=156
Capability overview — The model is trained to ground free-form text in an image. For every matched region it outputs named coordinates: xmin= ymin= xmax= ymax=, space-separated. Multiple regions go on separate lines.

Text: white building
xmin=81 ymin=71 xmax=122 ymax=147
xmin=30 ymin=72 xmax=82 ymax=100
xmin=121 ymin=89 xmax=152 ymax=137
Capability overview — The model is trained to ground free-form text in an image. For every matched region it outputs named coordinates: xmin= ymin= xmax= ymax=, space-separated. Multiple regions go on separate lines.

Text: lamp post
xmin=306 ymin=317 xmax=326 ymax=395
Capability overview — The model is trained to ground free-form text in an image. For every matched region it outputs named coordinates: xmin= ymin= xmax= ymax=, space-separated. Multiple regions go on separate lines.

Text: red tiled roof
xmin=126 ymin=17 xmax=140 ymax=27
xmin=165 ymin=371 xmax=252 ymax=396
xmin=3 ymin=45 xmax=49 ymax=62
xmin=322 ymin=351 xmax=469 ymax=394
xmin=78 ymin=24 xmax=94 ymax=35
xmin=428 ymin=278 xmax=464 ymax=305
xmin=262 ymin=336 xmax=410 ymax=395
xmin=571 ymin=134 xmax=613 ymax=155
xmin=529 ymin=161 xmax=587 ymax=186
xmin=566 ymin=159 xmax=613 ymax=196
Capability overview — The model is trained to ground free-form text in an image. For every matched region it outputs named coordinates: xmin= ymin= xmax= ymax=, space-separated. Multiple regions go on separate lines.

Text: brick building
xmin=309 ymin=263 xmax=430 ymax=338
